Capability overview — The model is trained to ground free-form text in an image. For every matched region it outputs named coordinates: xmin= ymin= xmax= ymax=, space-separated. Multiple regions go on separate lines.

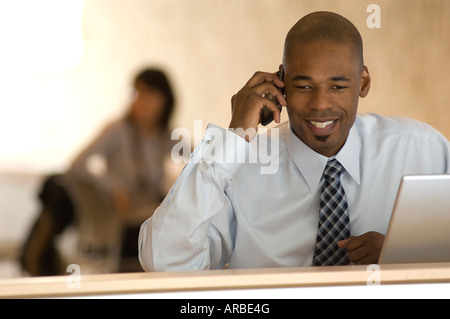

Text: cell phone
xmin=260 ymin=68 xmax=285 ymax=126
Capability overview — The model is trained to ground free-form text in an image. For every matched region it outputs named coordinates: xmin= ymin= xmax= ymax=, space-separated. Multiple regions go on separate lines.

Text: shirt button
xmin=207 ymin=140 xmax=212 ymax=144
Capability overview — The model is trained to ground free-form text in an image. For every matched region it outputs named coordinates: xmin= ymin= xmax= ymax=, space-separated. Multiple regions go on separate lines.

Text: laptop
xmin=378 ymin=174 xmax=450 ymax=264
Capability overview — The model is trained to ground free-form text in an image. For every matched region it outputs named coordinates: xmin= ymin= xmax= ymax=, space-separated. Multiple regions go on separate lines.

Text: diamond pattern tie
xmin=312 ymin=158 xmax=351 ymax=266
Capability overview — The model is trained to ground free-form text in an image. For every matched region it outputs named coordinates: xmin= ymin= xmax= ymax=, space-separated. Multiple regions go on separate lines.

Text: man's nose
xmin=307 ymin=88 xmax=333 ymax=111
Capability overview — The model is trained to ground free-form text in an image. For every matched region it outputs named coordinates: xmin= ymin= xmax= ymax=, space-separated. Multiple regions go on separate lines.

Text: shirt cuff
xmin=192 ymin=123 xmax=250 ymax=176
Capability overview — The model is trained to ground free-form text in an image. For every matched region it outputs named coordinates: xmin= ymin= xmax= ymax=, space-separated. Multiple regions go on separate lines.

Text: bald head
xmin=283 ymin=11 xmax=364 ymax=69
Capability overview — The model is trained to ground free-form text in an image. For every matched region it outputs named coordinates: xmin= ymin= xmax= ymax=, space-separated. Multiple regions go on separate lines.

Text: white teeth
xmin=309 ymin=120 xmax=335 ymax=129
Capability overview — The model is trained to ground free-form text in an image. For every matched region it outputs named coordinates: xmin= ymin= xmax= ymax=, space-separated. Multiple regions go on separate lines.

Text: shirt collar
xmin=286 ymin=122 xmax=361 ymax=192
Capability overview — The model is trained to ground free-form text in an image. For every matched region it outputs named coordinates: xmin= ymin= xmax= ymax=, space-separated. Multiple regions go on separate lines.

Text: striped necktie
xmin=312 ymin=158 xmax=351 ymax=266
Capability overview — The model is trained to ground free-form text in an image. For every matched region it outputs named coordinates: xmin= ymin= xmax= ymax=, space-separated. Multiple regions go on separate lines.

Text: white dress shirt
xmin=139 ymin=113 xmax=450 ymax=271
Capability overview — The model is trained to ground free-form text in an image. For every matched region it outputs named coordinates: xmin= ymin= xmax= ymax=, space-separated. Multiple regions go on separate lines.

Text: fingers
xmin=338 ymin=232 xmax=385 ymax=265
xmin=338 ymin=236 xmax=369 ymax=264
xmin=229 ymin=71 xmax=286 ymax=135
xmin=249 ymin=72 xmax=287 ymax=108
xmin=337 ymin=236 xmax=353 ymax=248
xmin=261 ymin=87 xmax=287 ymax=109
xmin=261 ymin=102 xmax=281 ymax=125
xmin=347 ymin=244 xmax=370 ymax=264
xmin=246 ymin=71 xmax=285 ymax=89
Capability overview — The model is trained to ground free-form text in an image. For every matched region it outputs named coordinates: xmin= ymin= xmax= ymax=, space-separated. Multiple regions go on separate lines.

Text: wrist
xmin=193 ymin=124 xmax=250 ymax=175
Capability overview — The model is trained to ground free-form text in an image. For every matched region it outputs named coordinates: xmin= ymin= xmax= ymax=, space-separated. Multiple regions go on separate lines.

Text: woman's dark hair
xmin=133 ymin=68 xmax=176 ymax=131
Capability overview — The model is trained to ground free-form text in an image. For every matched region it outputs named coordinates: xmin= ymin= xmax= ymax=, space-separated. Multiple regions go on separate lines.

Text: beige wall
xmin=0 ymin=0 xmax=448 ymax=172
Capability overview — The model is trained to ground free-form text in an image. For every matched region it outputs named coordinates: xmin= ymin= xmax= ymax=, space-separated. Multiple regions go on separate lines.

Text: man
xmin=139 ymin=11 xmax=449 ymax=271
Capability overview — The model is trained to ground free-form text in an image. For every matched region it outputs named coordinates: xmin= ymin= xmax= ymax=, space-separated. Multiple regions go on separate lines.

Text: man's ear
xmin=359 ymin=66 xmax=371 ymax=98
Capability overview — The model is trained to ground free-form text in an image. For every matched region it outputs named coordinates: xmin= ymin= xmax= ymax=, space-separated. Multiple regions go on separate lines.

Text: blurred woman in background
xmin=67 ymin=68 xmax=177 ymax=273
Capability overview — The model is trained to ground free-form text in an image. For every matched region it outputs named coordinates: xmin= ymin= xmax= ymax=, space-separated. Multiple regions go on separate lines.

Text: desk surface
xmin=1 ymin=263 xmax=450 ymax=298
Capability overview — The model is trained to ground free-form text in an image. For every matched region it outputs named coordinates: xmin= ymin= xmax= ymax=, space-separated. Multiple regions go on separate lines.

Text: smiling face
xmin=284 ymin=40 xmax=370 ymax=157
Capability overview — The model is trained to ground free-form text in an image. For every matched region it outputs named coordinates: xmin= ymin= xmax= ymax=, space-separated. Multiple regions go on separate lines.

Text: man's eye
xmin=331 ymin=85 xmax=347 ymax=90
xmin=296 ymin=85 xmax=312 ymax=90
